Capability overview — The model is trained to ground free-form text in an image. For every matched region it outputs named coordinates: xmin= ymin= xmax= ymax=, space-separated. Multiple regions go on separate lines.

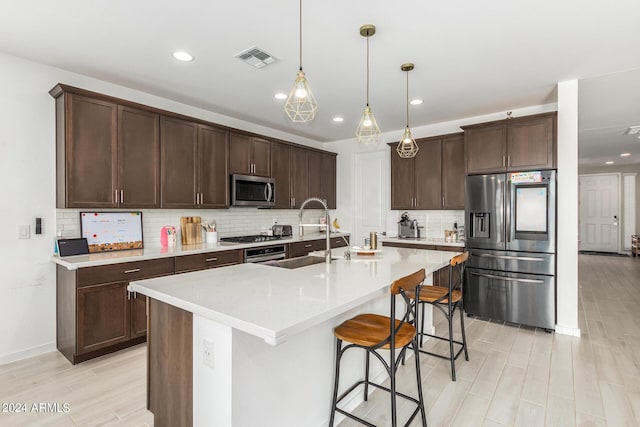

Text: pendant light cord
xmin=299 ymin=0 xmax=303 ymax=71
xmin=406 ymin=70 xmax=410 ymax=127
xmin=366 ymin=34 xmax=370 ymax=106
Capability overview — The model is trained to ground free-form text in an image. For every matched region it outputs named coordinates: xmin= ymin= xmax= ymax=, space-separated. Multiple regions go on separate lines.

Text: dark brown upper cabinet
xmin=270 ymin=142 xmax=336 ymax=209
xmin=118 ymin=106 xmax=161 ymax=208
xmin=308 ymin=150 xmax=337 ymax=209
xmin=270 ymin=142 xmax=292 ymax=209
xmin=229 ymin=133 xmax=271 ymax=177
xmin=160 ymin=117 xmax=229 ymax=209
xmin=51 ymin=89 xmax=160 ymax=208
xmin=289 ymin=146 xmax=309 ymax=208
xmin=390 ymin=133 xmax=464 ymax=210
xmin=463 ymin=112 xmax=556 ymax=175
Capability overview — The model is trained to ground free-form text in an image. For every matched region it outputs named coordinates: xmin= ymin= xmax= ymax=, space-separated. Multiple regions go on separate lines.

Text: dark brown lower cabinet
xmin=56 ymin=257 xmax=174 ymax=364
xmin=130 ymin=293 xmax=148 ymax=339
xmin=382 ymin=241 xmax=462 ymax=286
xmin=287 ymin=236 xmax=349 ymax=258
xmin=76 ymin=282 xmax=130 ymax=354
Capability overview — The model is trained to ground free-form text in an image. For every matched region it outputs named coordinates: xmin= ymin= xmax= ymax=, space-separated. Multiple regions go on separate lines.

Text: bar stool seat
xmin=405 ymin=287 xmax=461 ymax=304
xmin=334 ymin=314 xmax=415 ymax=349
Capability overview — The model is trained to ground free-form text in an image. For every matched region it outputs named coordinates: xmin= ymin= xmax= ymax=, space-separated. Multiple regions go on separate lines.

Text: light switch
xmin=18 ymin=225 xmax=30 ymax=239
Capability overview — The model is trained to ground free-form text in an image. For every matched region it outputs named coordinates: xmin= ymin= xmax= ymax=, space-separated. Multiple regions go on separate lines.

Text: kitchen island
xmin=128 ymin=246 xmax=458 ymax=427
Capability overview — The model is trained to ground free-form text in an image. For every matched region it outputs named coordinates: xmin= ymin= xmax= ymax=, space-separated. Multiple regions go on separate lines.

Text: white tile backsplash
xmin=387 ymin=210 xmax=464 ymax=238
xmin=56 ymin=208 xmax=335 ymax=247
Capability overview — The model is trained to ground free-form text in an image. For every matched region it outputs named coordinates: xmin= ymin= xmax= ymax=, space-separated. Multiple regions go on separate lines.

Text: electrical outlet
xmin=203 ymin=339 xmax=214 ymax=369
xmin=18 ymin=225 xmax=30 ymax=239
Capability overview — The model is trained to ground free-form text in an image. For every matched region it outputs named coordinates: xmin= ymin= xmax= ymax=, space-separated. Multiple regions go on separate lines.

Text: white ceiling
xmin=2 ymin=0 xmax=640 ymax=162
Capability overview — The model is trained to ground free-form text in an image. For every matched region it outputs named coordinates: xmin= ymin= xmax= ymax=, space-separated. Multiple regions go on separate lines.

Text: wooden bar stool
xmin=406 ymin=252 xmax=469 ymax=381
xmin=328 ymin=269 xmax=427 ymax=427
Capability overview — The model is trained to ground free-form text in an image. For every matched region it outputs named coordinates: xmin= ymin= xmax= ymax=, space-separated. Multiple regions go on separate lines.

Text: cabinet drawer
xmin=382 ymin=241 xmax=436 ymax=250
xmin=77 ymin=258 xmax=174 ymax=287
xmin=330 ymin=236 xmax=349 ymax=248
xmin=435 ymin=245 xmax=463 ymax=252
xmin=288 ymin=239 xmax=325 ymax=258
xmin=175 ymin=249 xmax=243 ymax=273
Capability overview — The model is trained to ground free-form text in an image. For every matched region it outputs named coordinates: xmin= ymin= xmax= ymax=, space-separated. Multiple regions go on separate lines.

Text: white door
xmin=579 ymin=174 xmax=620 ymax=252
xmin=353 ymin=150 xmax=387 ymax=246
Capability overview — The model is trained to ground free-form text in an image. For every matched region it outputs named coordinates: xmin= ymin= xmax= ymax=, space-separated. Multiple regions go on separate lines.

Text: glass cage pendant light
xmin=355 ymin=24 xmax=380 ymax=144
xmin=285 ymin=0 xmax=317 ymax=123
xmin=396 ymin=63 xmax=419 ymax=158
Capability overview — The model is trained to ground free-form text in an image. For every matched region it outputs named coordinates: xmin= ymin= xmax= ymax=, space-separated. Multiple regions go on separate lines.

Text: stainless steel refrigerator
xmin=464 ymin=170 xmax=556 ymax=330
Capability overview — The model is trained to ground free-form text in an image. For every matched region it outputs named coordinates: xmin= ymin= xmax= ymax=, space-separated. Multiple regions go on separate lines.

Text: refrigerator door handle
xmin=476 ymin=253 xmax=546 ymax=262
xmin=469 ymin=271 xmax=545 ymax=284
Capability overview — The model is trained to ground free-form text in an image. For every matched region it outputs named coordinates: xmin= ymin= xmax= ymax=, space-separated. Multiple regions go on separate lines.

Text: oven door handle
xmin=469 ymin=271 xmax=545 ymax=284
xmin=475 ymin=253 xmax=545 ymax=262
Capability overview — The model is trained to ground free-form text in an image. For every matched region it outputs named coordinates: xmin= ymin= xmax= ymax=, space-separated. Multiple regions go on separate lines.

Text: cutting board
xmin=181 ymin=216 xmax=202 ymax=245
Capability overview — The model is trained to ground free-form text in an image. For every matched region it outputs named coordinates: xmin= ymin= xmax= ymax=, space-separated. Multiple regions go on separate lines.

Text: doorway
xmin=579 ymin=173 xmax=620 ymax=252
xmin=353 ymin=149 xmax=387 ymax=246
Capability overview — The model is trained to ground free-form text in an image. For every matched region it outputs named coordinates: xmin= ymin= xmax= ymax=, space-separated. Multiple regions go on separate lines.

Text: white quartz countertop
xmin=128 ymin=246 xmax=458 ymax=346
xmin=383 ymin=236 xmax=465 ymax=247
xmin=50 ymin=232 xmax=350 ymax=270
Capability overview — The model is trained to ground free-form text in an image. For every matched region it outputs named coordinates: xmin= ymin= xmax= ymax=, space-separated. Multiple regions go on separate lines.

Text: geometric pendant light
xmin=396 ymin=63 xmax=419 ymax=158
xmin=285 ymin=0 xmax=318 ymax=122
xmin=355 ymin=24 xmax=381 ymax=144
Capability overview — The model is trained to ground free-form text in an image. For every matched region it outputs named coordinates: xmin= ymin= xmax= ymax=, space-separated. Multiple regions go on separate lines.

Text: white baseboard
xmin=554 ymin=325 xmax=581 ymax=337
xmin=0 ymin=342 xmax=57 ymax=365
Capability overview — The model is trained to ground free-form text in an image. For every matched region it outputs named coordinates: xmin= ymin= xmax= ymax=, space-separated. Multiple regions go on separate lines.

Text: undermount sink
xmin=272 ymin=255 xmax=327 ymax=269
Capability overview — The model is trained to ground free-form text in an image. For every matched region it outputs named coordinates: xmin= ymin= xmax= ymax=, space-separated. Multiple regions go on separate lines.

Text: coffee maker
xmin=398 ymin=212 xmax=421 ymax=239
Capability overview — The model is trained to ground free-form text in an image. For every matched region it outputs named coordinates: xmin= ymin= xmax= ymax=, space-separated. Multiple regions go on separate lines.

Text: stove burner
xmin=220 ymin=235 xmax=284 ymax=244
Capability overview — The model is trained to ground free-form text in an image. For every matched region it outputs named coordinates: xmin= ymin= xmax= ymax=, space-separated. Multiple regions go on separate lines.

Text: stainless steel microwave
xmin=231 ymin=174 xmax=275 ymax=207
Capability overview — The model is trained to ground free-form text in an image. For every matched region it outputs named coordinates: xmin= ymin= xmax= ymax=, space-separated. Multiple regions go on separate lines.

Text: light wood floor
xmin=1 ymin=254 xmax=638 ymax=426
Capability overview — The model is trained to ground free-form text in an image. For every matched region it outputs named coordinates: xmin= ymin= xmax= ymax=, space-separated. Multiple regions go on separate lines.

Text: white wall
xmin=0 ymin=52 xmax=325 ymax=363
xmin=556 ymin=80 xmax=580 ymax=336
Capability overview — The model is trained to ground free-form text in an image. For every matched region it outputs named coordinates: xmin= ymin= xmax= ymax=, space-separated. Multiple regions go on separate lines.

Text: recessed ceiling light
xmin=605 ymin=161 xmax=615 ymax=164
xmin=621 ymin=153 xmax=631 ymax=157
xmin=274 ymin=93 xmax=287 ymax=100
xmin=410 ymin=99 xmax=423 ymax=105
xmin=172 ymin=51 xmax=194 ymax=62
xmin=332 ymin=116 xmax=344 ymax=123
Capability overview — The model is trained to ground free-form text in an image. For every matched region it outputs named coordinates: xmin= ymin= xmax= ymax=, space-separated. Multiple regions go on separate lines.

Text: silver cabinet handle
xmin=115 ymin=189 xmax=119 ymax=204
xmin=124 ymin=268 xmax=141 ymax=274
xmin=502 ymin=155 xmax=506 ymax=167
xmin=476 ymin=253 xmax=545 ymax=262
xmin=200 ymin=193 xmax=204 ymax=205
xmin=442 ymin=196 xmax=445 ymax=207
xmin=292 ymin=197 xmax=296 ymax=207
xmin=508 ymin=155 xmax=510 ymax=166
xmin=304 ymin=244 xmax=312 ymax=248
xmin=205 ymin=257 xmax=218 ymax=262
xmin=120 ymin=190 xmax=124 ymax=204
xmin=127 ymin=290 xmax=131 ymax=300
xmin=470 ymin=271 xmax=545 ymax=284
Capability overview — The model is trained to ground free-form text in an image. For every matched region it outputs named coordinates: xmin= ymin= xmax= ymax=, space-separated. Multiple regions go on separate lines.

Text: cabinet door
xmin=320 ymin=153 xmax=337 ymax=209
xmin=414 ymin=139 xmax=442 ymax=210
xmin=65 ymin=94 xmax=117 ymax=207
xmin=130 ymin=293 xmax=147 ymax=339
xmin=117 ymin=106 xmax=160 ymax=208
xmin=307 ymin=151 xmax=329 ymax=208
xmin=442 ymin=135 xmax=465 ymax=209
xmin=160 ymin=117 xmax=198 ymax=208
xmin=77 ymin=282 xmax=130 ymax=354
xmin=271 ymin=142 xmax=291 ymax=208
xmin=288 ymin=239 xmax=324 ymax=258
xmin=507 ymin=115 xmax=555 ymax=170
xmin=465 ymin=124 xmax=507 ymax=174
xmin=251 ymin=138 xmax=271 ymax=177
xmin=199 ymin=125 xmax=229 ymax=208
xmin=229 ymin=133 xmax=252 ymax=175
xmin=290 ymin=147 xmax=309 ymax=208
xmin=390 ymin=149 xmax=415 ymax=210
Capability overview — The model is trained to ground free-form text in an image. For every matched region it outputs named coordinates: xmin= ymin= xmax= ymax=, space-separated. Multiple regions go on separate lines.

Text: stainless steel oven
xmin=231 ymin=174 xmax=275 ymax=207
xmin=244 ymin=245 xmax=286 ymax=263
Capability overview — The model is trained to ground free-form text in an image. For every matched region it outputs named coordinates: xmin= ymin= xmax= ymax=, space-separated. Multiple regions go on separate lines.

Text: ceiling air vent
xmin=235 ymin=46 xmax=276 ymax=69
xmin=624 ymin=125 xmax=640 ymax=135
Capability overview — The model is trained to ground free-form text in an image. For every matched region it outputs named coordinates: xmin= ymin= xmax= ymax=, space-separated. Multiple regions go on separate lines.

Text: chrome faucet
xmin=298 ymin=197 xmax=332 ymax=264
